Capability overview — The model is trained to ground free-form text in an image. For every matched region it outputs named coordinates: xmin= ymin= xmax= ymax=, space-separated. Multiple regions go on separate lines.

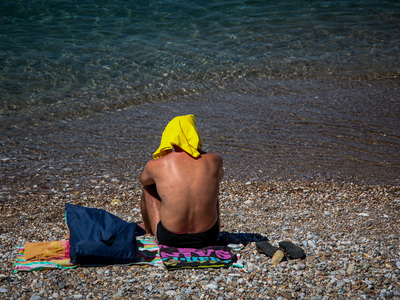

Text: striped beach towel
xmin=14 ymin=240 xmax=76 ymax=273
xmin=14 ymin=237 xmax=241 ymax=272
xmin=132 ymin=236 xmax=163 ymax=267
xmin=14 ymin=237 xmax=163 ymax=272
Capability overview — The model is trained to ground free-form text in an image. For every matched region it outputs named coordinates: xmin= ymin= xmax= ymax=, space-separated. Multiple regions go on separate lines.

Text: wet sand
xmin=0 ymin=78 xmax=399 ymax=298
xmin=2 ymin=78 xmax=399 ymax=186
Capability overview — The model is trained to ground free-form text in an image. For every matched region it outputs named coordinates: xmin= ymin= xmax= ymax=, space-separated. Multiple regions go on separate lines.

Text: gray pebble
xmin=58 ymin=282 xmax=66 ymax=289
xmin=298 ymin=261 xmax=306 ymax=270
xmin=347 ymin=263 xmax=356 ymax=275
xmin=363 ymin=287 xmax=372 ymax=294
xmin=165 ymin=290 xmax=177 ymax=296
xmin=206 ymin=283 xmax=219 ymax=290
xmin=96 ymin=269 xmax=104 ymax=275
xmin=362 ymin=263 xmax=371 ymax=269
xmin=246 ymin=262 xmax=255 ymax=272
xmin=308 ymin=240 xmax=316 ymax=248
xmin=185 ymin=287 xmax=194 ymax=294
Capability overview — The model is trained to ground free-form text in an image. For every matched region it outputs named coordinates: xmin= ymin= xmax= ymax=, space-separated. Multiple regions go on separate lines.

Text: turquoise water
xmin=1 ymin=0 xmax=399 ymax=120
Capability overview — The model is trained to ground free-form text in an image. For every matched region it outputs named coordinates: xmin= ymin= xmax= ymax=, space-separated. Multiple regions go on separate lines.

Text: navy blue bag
xmin=66 ymin=203 xmax=146 ymax=266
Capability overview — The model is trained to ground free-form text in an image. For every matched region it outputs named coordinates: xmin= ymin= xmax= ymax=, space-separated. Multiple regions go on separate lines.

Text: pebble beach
xmin=2 ymin=0 xmax=400 ymax=298
xmin=1 ymin=172 xmax=399 ymax=299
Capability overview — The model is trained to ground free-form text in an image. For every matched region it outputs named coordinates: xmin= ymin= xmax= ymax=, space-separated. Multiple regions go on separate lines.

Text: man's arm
xmin=139 ymin=161 xmax=156 ymax=186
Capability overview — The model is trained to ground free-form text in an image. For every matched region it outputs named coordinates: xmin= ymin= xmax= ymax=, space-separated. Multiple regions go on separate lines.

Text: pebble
xmin=308 ymin=240 xmax=316 ymax=248
xmin=245 ymin=262 xmax=256 ymax=272
xmin=206 ymin=283 xmax=219 ymax=290
xmin=358 ymin=213 xmax=369 ymax=217
xmin=362 ymin=262 xmax=371 ymax=269
xmin=58 ymin=282 xmax=66 ymax=289
xmin=165 ymin=290 xmax=177 ymax=296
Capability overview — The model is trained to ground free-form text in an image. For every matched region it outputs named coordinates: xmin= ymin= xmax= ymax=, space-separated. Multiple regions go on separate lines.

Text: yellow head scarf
xmin=153 ymin=114 xmax=203 ymax=159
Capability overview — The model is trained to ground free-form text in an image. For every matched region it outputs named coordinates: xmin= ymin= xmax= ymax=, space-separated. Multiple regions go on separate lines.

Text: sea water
xmin=1 ymin=0 xmax=399 ymax=117
xmin=1 ymin=0 xmax=399 ymax=184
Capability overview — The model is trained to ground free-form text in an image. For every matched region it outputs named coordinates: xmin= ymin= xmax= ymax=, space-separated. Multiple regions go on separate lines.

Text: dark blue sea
xmin=1 ymin=0 xmax=399 ymax=185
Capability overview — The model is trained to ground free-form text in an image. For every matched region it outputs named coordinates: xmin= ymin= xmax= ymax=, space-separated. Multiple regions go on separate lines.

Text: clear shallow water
xmin=1 ymin=1 xmax=399 ymax=185
xmin=1 ymin=79 xmax=399 ymax=185
xmin=1 ymin=0 xmax=399 ymax=120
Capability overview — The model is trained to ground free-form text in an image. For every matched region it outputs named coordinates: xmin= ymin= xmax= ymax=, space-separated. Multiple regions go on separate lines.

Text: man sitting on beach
xmin=139 ymin=114 xmax=224 ymax=248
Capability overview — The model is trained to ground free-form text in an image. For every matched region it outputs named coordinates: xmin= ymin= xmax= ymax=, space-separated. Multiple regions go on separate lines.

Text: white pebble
xmin=246 ymin=262 xmax=255 ymax=272
xmin=308 ymin=240 xmax=316 ymax=248
xmin=206 ymin=283 xmax=218 ymax=290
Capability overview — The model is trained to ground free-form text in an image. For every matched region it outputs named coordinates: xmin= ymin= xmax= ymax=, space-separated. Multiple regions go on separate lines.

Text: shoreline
xmin=2 ymin=78 xmax=399 ymax=186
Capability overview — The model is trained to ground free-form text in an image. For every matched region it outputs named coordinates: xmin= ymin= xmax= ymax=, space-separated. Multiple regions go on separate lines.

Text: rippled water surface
xmin=1 ymin=0 xmax=399 ymax=184
xmin=1 ymin=0 xmax=399 ymax=116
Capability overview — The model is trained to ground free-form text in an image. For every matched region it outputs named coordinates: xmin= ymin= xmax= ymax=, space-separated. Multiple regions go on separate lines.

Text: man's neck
xmin=173 ymin=146 xmax=184 ymax=153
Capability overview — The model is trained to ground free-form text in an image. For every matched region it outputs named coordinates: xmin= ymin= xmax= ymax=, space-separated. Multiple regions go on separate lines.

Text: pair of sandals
xmin=256 ymin=240 xmax=306 ymax=266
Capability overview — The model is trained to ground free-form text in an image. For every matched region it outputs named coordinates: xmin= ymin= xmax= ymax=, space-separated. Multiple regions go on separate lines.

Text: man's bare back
xmin=138 ymin=114 xmax=223 ymax=247
xmin=140 ymin=147 xmax=223 ymax=237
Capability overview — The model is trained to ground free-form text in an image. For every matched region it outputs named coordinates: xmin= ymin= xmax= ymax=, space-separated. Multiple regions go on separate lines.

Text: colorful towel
xmin=131 ymin=236 xmax=163 ymax=267
xmin=14 ymin=237 xmax=163 ymax=272
xmin=159 ymin=244 xmax=238 ymax=270
xmin=14 ymin=241 xmax=76 ymax=273
xmin=14 ymin=237 xmax=243 ymax=272
xmin=131 ymin=237 xmax=244 ymax=270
